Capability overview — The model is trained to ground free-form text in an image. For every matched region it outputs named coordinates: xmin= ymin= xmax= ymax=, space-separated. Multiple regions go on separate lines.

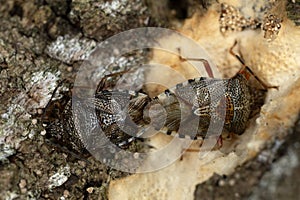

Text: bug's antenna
xmin=229 ymin=40 xmax=246 ymax=66
xmin=229 ymin=40 xmax=278 ymax=90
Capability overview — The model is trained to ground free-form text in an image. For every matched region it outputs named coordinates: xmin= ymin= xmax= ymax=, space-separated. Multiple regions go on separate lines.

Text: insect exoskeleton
xmin=92 ymin=89 xmax=151 ymax=147
xmin=45 ymin=42 xmax=277 ymax=153
xmin=141 ymin=73 xmax=252 ymax=141
xmin=140 ymin=42 xmax=277 ymax=146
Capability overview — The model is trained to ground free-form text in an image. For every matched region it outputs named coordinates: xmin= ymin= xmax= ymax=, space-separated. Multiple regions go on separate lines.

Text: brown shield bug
xmin=141 ymin=41 xmax=278 ymax=147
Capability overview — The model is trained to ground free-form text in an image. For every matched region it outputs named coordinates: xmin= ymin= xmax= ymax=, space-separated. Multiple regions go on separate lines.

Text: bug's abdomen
xmin=143 ymin=90 xmax=181 ymax=134
xmin=145 ymin=75 xmax=252 ymax=138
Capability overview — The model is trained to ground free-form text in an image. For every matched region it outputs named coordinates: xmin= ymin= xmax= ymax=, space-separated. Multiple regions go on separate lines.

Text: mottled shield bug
xmin=44 ymin=41 xmax=278 ymax=152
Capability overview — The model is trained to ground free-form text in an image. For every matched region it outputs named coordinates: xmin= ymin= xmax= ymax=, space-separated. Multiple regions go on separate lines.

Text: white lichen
xmin=0 ymin=70 xmax=62 ymax=163
xmin=48 ymin=165 xmax=71 ymax=190
xmin=27 ymin=71 xmax=61 ymax=108
xmin=96 ymin=0 xmax=129 ymax=17
xmin=0 ymin=143 xmax=16 ymax=163
xmin=46 ymin=34 xmax=97 ymax=64
xmin=3 ymin=191 xmax=19 ymax=200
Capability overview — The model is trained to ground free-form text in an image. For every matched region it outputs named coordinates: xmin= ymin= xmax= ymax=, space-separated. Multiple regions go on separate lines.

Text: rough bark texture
xmin=0 ymin=0 xmax=299 ymax=199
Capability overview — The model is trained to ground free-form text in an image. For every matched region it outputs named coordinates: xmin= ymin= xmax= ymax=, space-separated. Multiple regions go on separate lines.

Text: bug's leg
xmin=176 ymin=47 xmax=214 ymax=78
xmin=216 ymin=135 xmax=223 ymax=148
xmin=41 ymin=80 xmax=69 ymax=122
xmin=230 ymin=41 xmax=278 ymax=90
xmin=71 ymin=70 xmax=132 ymax=97
xmin=96 ymin=69 xmax=131 ymax=92
xmin=45 ymin=139 xmax=91 ymax=164
xmin=180 ymin=136 xmax=223 ymax=156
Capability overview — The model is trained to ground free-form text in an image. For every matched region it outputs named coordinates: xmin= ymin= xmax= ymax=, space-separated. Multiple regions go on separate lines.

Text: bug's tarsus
xmin=230 ymin=40 xmax=279 ymax=90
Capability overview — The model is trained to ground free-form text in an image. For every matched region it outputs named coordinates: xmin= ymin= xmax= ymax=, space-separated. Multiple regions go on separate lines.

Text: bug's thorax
xmin=223 ymin=72 xmax=252 ymax=134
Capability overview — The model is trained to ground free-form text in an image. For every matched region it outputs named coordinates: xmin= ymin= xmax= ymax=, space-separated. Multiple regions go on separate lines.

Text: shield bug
xmin=43 ymin=71 xmax=150 ymax=153
xmin=142 ymin=41 xmax=277 ymax=147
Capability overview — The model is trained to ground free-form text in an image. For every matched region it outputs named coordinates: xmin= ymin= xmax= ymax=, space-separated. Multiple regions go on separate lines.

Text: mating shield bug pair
xmin=45 ymin=41 xmax=277 ymax=152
